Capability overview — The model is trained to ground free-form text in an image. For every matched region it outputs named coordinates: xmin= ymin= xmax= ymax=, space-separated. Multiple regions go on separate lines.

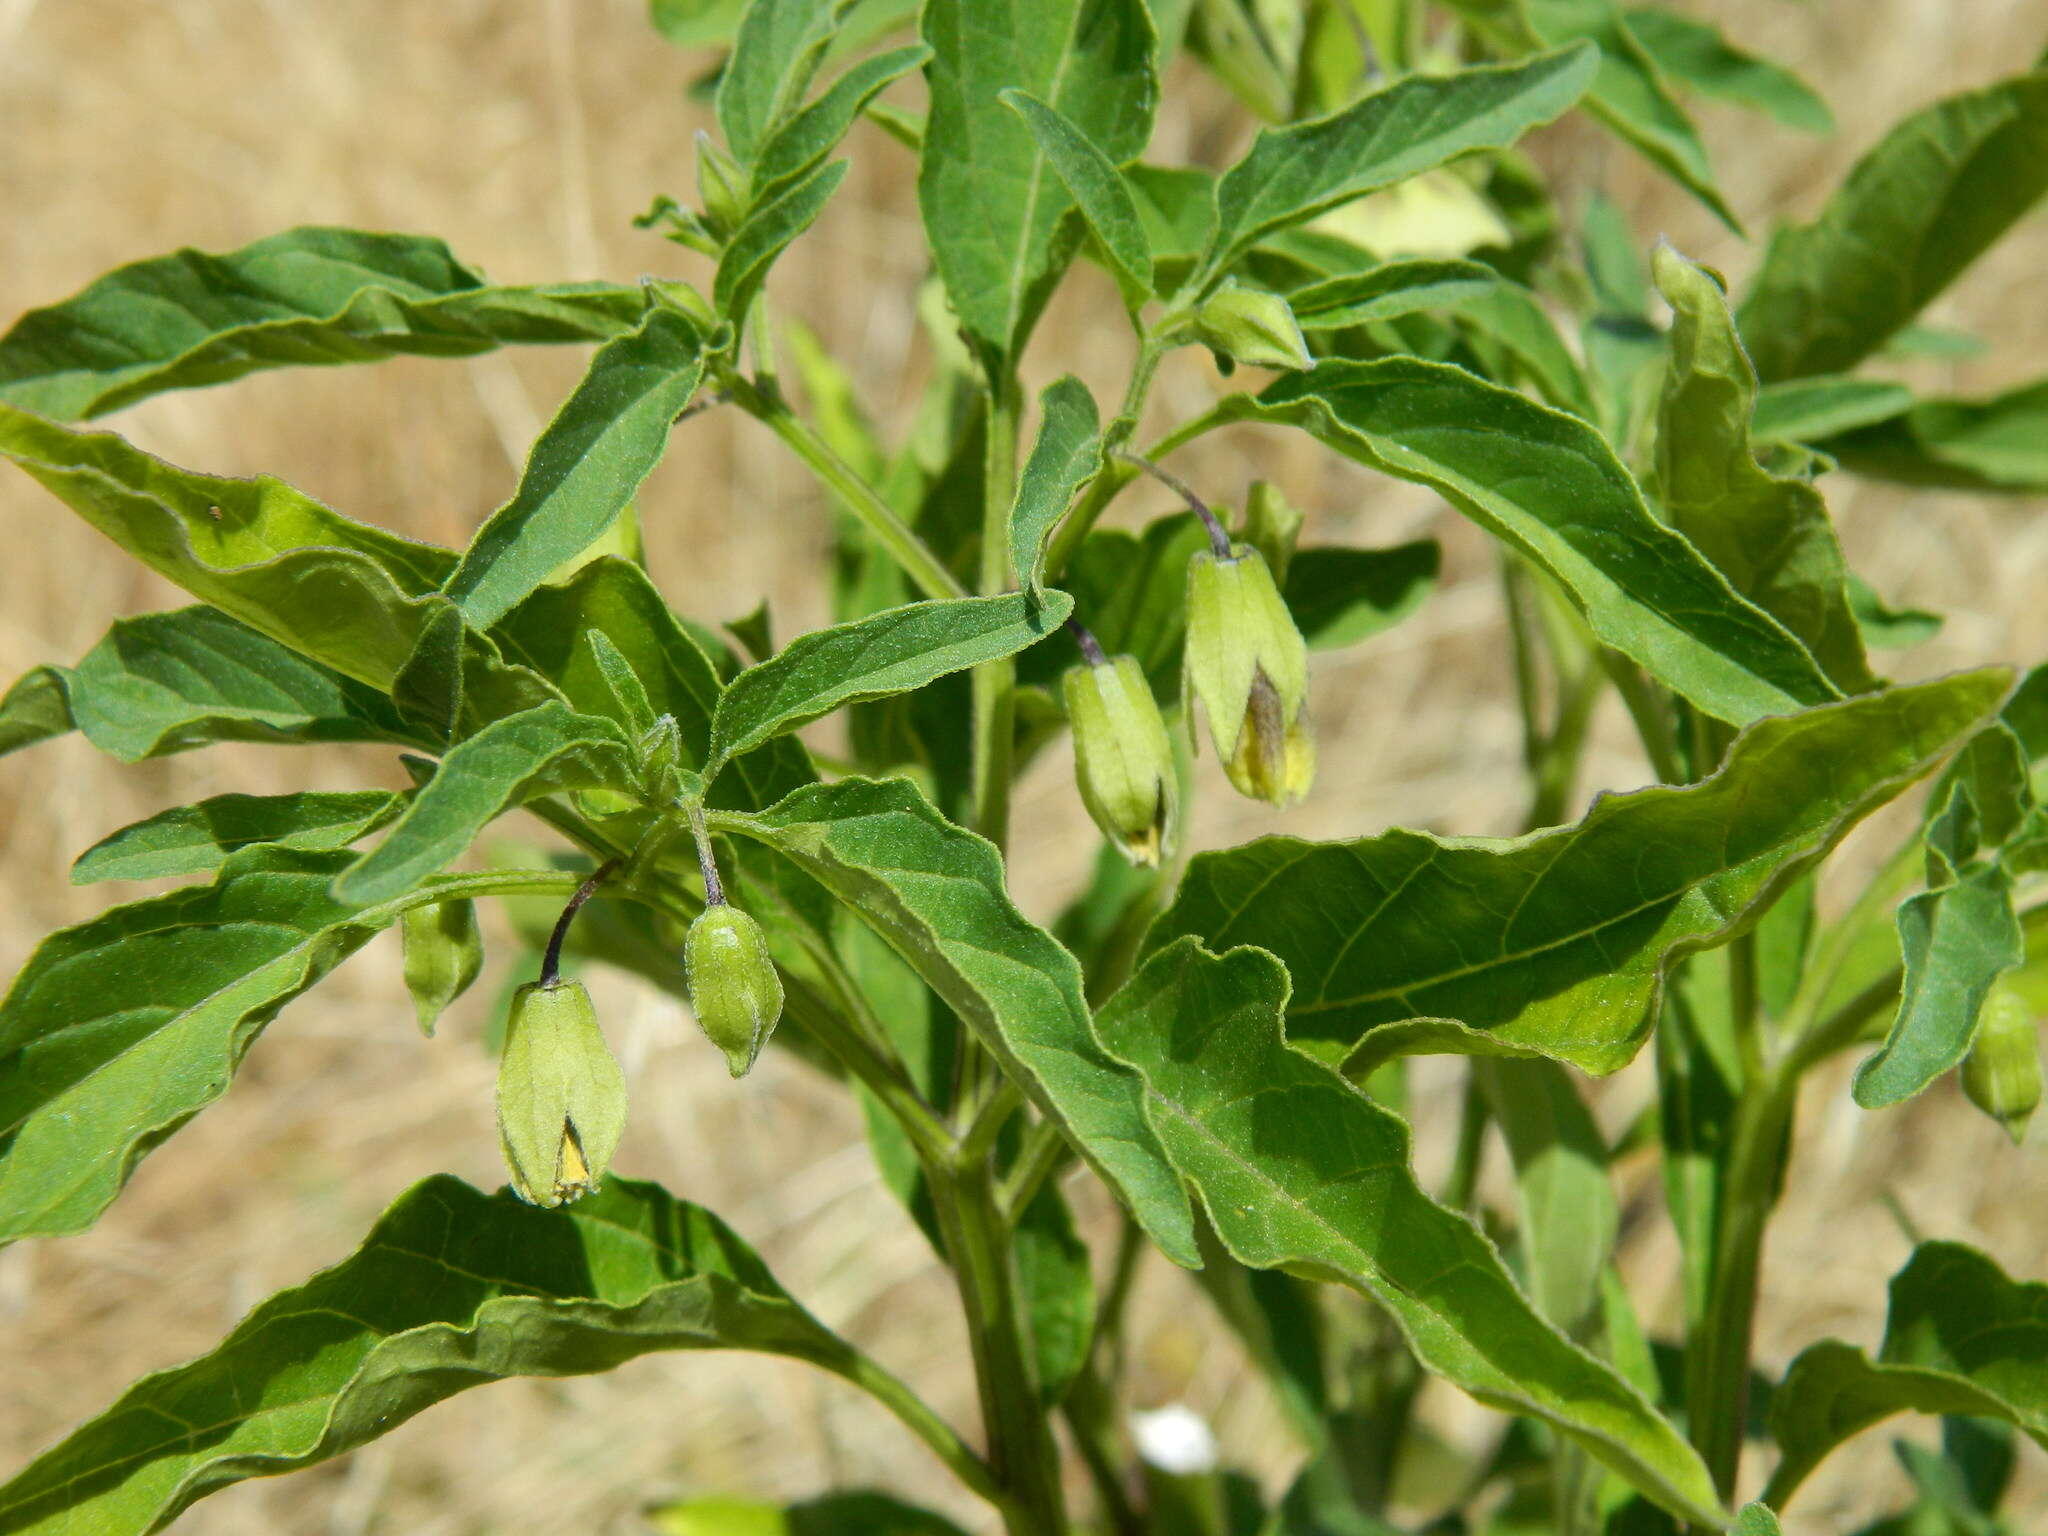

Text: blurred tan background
xmin=1 ymin=1 xmax=2045 ymax=1531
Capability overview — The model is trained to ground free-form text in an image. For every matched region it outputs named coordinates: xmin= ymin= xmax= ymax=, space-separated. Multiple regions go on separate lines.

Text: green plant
xmin=1 ymin=2 xmax=2046 ymax=1533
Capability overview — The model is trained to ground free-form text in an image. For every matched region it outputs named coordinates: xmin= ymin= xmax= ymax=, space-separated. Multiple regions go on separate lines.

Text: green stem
xmin=1686 ymin=1063 xmax=1795 ymax=1506
xmin=1442 ymin=1070 xmax=1489 ymax=1213
xmin=729 ymin=376 xmax=966 ymax=601
xmin=999 ymin=1117 xmax=1074 ymax=1220
xmin=931 ymin=1161 xmax=1070 ymax=1536
xmin=973 ymin=373 xmax=1023 ymax=847
xmin=835 ymin=1350 xmax=1010 ymax=1514
xmin=1043 ymin=330 xmax=1176 ymax=580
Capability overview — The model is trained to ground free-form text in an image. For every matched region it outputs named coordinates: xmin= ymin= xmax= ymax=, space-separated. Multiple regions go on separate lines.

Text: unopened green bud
xmin=1192 ymin=280 xmax=1312 ymax=373
xmin=401 ymin=898 xmax=483 ymax=1037
xmin=497 ymin=979 xmax=628 ymax=1207
xmin=1239 ymin=481 xmax=1304 ymax=586
xmin=685 ymin=903 xmax=785 ymax=1077
xmin=1064 ymin=655 xmax=1182 ymax=868
xmin=695 ymin=130 xmax=748 ymax=240
xmin=1962 ymin=986 xmax=2042 ymax=1144
xmin=1185 ymin=543 xmax=1314 ymax=806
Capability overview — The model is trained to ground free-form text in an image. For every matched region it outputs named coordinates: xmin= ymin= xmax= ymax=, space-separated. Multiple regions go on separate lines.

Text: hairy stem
xmin=729 ymin=375 xmax=965 ymax=601
xmin=932 ymin=1161 xmax=1070 ymax=1536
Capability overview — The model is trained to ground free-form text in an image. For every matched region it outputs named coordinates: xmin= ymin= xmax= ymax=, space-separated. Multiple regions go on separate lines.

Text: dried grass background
xmin=1 ymin=1 xmax=2045 ymax=1531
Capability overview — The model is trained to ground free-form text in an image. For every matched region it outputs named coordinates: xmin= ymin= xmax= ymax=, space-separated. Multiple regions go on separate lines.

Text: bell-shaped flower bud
xmin=497 ymin=978 xmax=628 ymax=1207
xmin=1185 ymin=543 xmax=1315 ymax=806
xmin=685 ymin=902 xmax=785 ymax=1077
xmin=1962 ymin=985 xmax=2042 ymax=1144
xmin=1192 ymin=279 xmax=1313 ymax=373
xmin=1064 ymin=654 xmax=1182 ymax=868
xmin=694 ymin=130 xmax=748 ymax=242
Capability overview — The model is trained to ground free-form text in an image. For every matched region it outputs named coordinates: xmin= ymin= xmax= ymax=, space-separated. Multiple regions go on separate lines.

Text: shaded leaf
xmin=1223 ymin=359 xmax=1840 ymax=726
xmin=1739 ymin=68 xmax=2048 ymax=381
xmin=1520 ymin=0 xmax=1739 ymax=231
xmin=708 ymin=590 xmax=1072 ymax=772
xmin=0 ymin=1175 xmax=930 ymax=1534
xmin=1283 ymin=541 xmax=1440 ymax=651
xmin=0 ymin=848 xmax=392 ymax=1245
xmin=1819 ymin=376 xmax=2048 ymax=495
xmin=1145 ymin=672 xmax=2009 ymax=1075
xmin=1009 ymin=375 xmax=1100 ymax=601
xmin=1290 ymin=257 xmax=1593 ymax=419
xmin=1099 ymin=939 xmax=1724 ymax=1527
xmin=336 ymin=702 xmax=635 ymax=904
xmin=1000 ymin=90 xmax=1154 ymax=309
xmin=1475 ymin=1056 xmax=1616 ymax=1335
xmin=0 ymin=407 xmax=453 ymax=690
xmin=1199 ymin=47 xmax=1598 ymax=283
xmin=1750 ymin=377 xmax=1914 ymax=445
xmin=918 ymin=0 xmax=1158 ymax=358
xmin=0 ymin=227 xmax=640 ymax=422
xmin=50 ymin=606 xmax=415 ymax=763
xmin=71 ymin=791 xmax=402 ymax=885
xmin=1015 ymin=1180 xmax=1094 ymax=1406
xmin=0 ymin=667 xmax=72 ymax=758
xmin=1651 ymin=244 xmax=1872 ymax=692
xmin=652 ymin=1490 xmax=973 ymax=1536
xmin=490 ymin=558 xmax=813 ymax=814
xmin=444 ymin=308 xmax=703 ymax=629
xmin=715 ymin=159 xmax=851 ymax=323
xmin=1765 ymin=1242 xmax=2048 ymax=1509
xmin=1622 ymin=9 xmax=1832 ymax=134
xmin=722 ymin=776 xmax=1197 ymax=1265
xmin=1847 ymin=576 xmax=1941 ymax=652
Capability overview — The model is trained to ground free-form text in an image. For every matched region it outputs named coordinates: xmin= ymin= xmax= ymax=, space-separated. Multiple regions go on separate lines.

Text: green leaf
xmin=1288 ymin=257 xmax=1594 ymax=419
xmin=1847 ymin=576 xmax=1941 ymax=652
xmin=1750 ymin=377 xmax=1914 ymax=445
xmin=1015 ymin=1180 xmax=1095 ymax=1406
xmin=51 ymin=606 xmax=415 ymax=763
xmin=1098 ymin=940 xmax=1724 ymax=1527
xmin=1651 ymin=245 xmax=1873 ymax=693
xmin=707 ymin=590 xmax=1073 ymax=773
xmin=1734 ymin=1505 xmax=1783 ymax=1536
xmin=1198 ymin=46 xmax=1598 ymax=284
xmin=71 ymin=791 xmax=402 ymax=884
xmin=1000 ymin=90 xmax=1155 ymax=309
xmin=489 ymin=558 xmax=813 ymax=813
xmin=335 ymin=702 xmax=635 ymax=904
xmin=1145 ymin=672 xmax=2010 ymax=1075
xmin=0 ymin=227 xmax=641 ymax=422
xmin=1738 ymin=67 xmax=2048 ymax=381
xmin=1018 ymin=516 xmax=1207 ymax=705
xmin=1126 ymin=163 xmax=1216 ymax=295
xmin=754 ymin=43 xmax=931 ymax=198
xmin=1819 ymin=376 xmax=2048 ymax=494
xmin=1475 ymin=1057 xmax=1616 ymax=1335
xmin=722 ymin=776 xmax=1198 ymax=1266
xmin=650 ymin=0 xmax=747 ymax=47
xmin=1621 ymin=9 xmax=1832 ymax=134
xmin=717 ymin=0 xmax=845 ymax=168
xmin=1519 ymin=0 xmax=1739 ymax=232
xmin=0 ymin=1174 xmax=936 ymax=1534
xmin=443 ymin=308 xmax=703 ymax=629
xmin=714 ymin=158 xmax=851 ymax=323
xmin=0 ymin=667 xmax=72 ymax=758
xmin=918 ymin=0 xmax=1158 ymax=359
xmin=1764 ymin=1242 xmax=2048 ymax=1509
xmin=0 ymin=848 xmax=392 ymax=1245
xmin=1009 ymin=376 xmax=1101 ymax=601
xmin=1189 ymin=1214 xmax=1329 ymax=1443
xmin=1283 ymin=542 xmax=1440 ymax=651
xmin=1852 ymin=863 xmax=2023 ymax=1111
xmin=1224 ymin=359 xmax=1840 ymax=726
xmin=0 ymin=407 xmax=454 ymax=690
xmin=652 ymin=1491 xmax=973 ymax=1536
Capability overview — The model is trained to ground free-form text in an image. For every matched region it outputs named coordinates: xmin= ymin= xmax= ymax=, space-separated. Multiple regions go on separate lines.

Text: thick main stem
xmin=932 ymin=1161 xmax=1070 ymax=1536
